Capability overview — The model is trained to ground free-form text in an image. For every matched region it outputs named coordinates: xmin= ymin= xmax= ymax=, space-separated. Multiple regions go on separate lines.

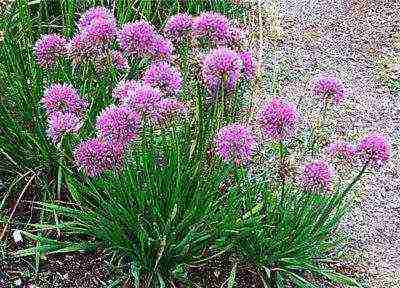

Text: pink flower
xmin=201 ymin=47 xmax=242 ymax=94
xmin=73 ymin=138 xmax=124 ymax=177
xmin=153 ymin=98 xmax=187 ymax=124
xmin=96 ymin=105 xmax=141 ymax=148
xmin=123 ymin=83 xmax=162 ymax=117
xmin=356 ymin=133 xmax=391 ymax=168
xmin=215 ymin=123 xmax=257 ymax=164
xmin=163 ymin=13 xmax=193 ymax=43
xmin=143 ymin=61 xmax=182 ymax=95
xmin=47 ymin=112 xmax=82 ymax=144
xmin=118 ymin=21 xmax=157 ymax=57
xmin=326 ymin=141 xmax=355 ymax=165
xmin=112 ymin=51 xmax=129 ymax=71
xmin=239 ymin=50 xmax=256 ymax=80
xmin=311 ymin=74 xmax=347 ymax=105
xmin=112 ymin=80 xmax=143 ymax=103
xmin=42 ymin=84 xmax=88 ymax=116
xmin=34 ymin=34 xmax=68 ymax=68
xmin=192 ymin=12 xmax=231 ymax=46
xmin=256 ymin=98 xmax=299 ymax=141
xmin=299 ymin=160 xmax=334 ymax=192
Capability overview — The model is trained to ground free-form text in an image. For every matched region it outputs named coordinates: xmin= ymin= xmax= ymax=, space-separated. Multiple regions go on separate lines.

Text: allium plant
xmin=214 ymin=123 xmax=256 ymax=164
xmin=311 ymin=74 xmax=347 ymax=105
xmin=256 ymin=97 xmax=299 ymax=141
xmin=163 ymin=13 xmax=193 ymax=44
xmin=201 ymin=47 xmax=242 ymax=94
xmin=143 ymin=61 xmax=183 ymax=96
xmin=42 ymin=84 xmax=88 ymax=116
xmin=34 ymin=34 xmax=68 ymax=68
xmin=26 ymin=6 xmax=380 ymax=288
xmin=192 ymin=11 xmax=231 ymax=46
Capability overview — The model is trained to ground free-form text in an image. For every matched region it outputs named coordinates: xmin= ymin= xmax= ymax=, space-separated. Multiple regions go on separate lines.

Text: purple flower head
xmin=112 ymin=80 xmax=143 ymax=103
xmin=73 ymin=138 xmax=124 ymax=177
xmin=163 ymin=13 xmax=193 ymax=43
xmin=112 ymin=51 xmax=129 ymax=71
xmin=47 ymin=112 xmax=82 ymax=144
xmin=149 ymin=35 xmax=174 ymax=61
xmin=356 ymin=133 xmax=391 ymax=168
xmin=239 ymin=50 xmax=256 ymax=80
xmin=123 ymin=83 xmax=162 ymax=117
xmin=299 ymin=160 xmax=334 ymax=193
xmin=192 ymin=12 xmax=231 ymax=46
xmin=118 ymin=21 xmax=157 ymax=57
xmin=153 ymin=98 xmax=188 ymax=124
xmin=42 ymin=84 xmax=88 ymax=116
xmin=96 ymin=105 xmax=141 ymax=148
xmin=67 ymin=33 xmax=92 ymax=63
xmin=34 ymin=34 xmax=68 ymax=68
xmin=201 ymin=47 xmax=241 ymax=93
xmin=214 ymin=123 xmax=257 ymax=164
xmin=143 ymin=61 xmax=182 ymax=95
xmin=256 ymin=98 xmax=299 ymax=141
xmin=80 ymin=16 xmax=117 ymax=47
xmin=78 ymin=7 xmax=115 ymax=31
xmin=311 ymin=74 xmax=347 ymax=104
xmin=326 ymin=140 xmax=355 ymax=165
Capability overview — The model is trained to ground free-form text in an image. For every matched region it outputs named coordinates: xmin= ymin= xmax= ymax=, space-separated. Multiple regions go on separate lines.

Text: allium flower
xmin=42 ymin=84 xmax=88 ymax=115
xmin=299 ymin=160 xmax=334 ymax=192
xmin=149 ymin=35 xmax=174 ymax=61
xmin=214 ymin=123 xmax=257 ymax=164
xmin=80 ymin=16 xmax=117 ymax=46
xmin=153 ymin=98 xmax=187 ymax=124
xmin=47 ymin=112 xmax=82 ymax=144
xmin=192 ymin=12 xmax=231 ymax=46
xmin=256 ymin=98 xmax=299 ymax=141
xmin=123 ymin=83 xmax=161 ymax=117
xmin=78 ymin=7 xmax=115 ymax=31
xmin=73 ymin=138 xmax=124 ymax=177
xmin=326 ymin=140 xmax=355 ymax=164
xmin=67 ymin=33 xmax=92 ymax=63
xmin=96 ymin=105 xmax=141 ymax=147
xmin=163 ymin=13 xmax=193 ymax=43
xmin=239 ymin=50 xmax=255 ymax=80
xmin=112 ymin=51 xmax=129 ymax=71
xmin=201 ymin=47 xmax=242 ymax=93
xmin=118 ymin=21 xmax=157 ymax=57
xmin=112 ymin=80 xmax=143 ymax=102
xmin=356 ymin=133 xmax=391 ymax=167
xmin=143 ymin=62 xmax=182 ymax=95
xmin=34 ymin=34 xmax=68 ymax=68
xmin=311 ymin=74 xmax=347 ymax=104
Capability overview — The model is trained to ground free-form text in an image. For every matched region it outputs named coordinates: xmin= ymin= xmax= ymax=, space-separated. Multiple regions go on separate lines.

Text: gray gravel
xmin=255 ymin=0 xmax=400 ymax=287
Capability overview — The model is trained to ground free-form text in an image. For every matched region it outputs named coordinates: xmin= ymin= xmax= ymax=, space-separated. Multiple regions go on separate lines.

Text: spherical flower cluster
xmin=34 ymin=34 xmax=68 ymax=68
xmin=201 ymin=47 xmax=242 ymax=94
xmin=214 ymin=123 xmax=257 ymax=164
xmin=73 ymin=138 xmax=124 ymax=177
xmin=149 ymin=35 xmax=174 ymax=60
xmin=153 ymin=98 xmax=187 ymax=124
xmin=256 ymin=98 xmax=299 ymax=141
xmin=311 ymin=74 xmax=347 ymax=105
xmin=47 ymin=112 xmax=82 ymax=144
xmin=192 ymin=12 xmax=231 ymax=46
xmin=326 ymin=140 xmax=355 ymax=164
xmin=143 ymin=61 xmax=183 ymax=95
xmin=67 ymin=33 xmax=93 ymax=63
xmin=112 ymin=80 xmax=143 ymax=102
xmin=96 ymin=105 xmax=140 ymax=148
xmin=78 ymin=7 xmax=117 ymax=44
xmin=299 ymin=160 xmax=334 ymax=192
xmin=78 ymin=7 xmax=115 ymax=31
xmin=356 ymin=133 xmax=391 ymax=168
xmin=111 ymin=51 xmax=129 ymax=71
xmin=239 ymin=50 xmax=255 ymax=80
xmin=123 ymin=83 xmax=162 ymax=117
xmin=163 ymin=13 xmax=193 ymax=43
xmin=118 ymin=21 xmax=157 ymax=57
xmin=42 ymin=84 xmax=88 ymax=115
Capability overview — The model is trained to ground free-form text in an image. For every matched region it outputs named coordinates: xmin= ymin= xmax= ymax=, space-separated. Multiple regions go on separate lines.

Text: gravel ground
xmin=256 ymin=0 xmax=400 ymax=287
